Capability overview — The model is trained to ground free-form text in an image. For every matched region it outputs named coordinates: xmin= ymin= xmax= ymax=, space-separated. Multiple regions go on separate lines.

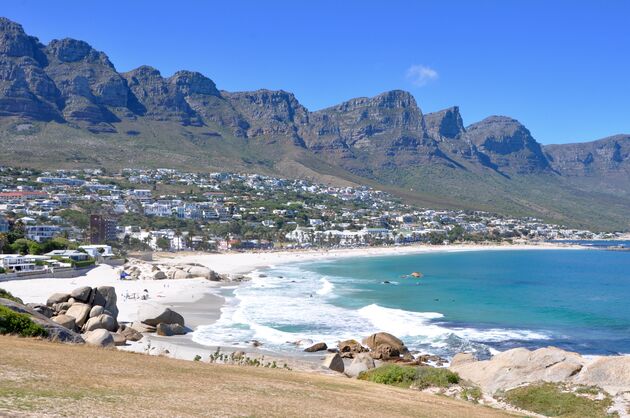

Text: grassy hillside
xmin=2 ymin=118 xmax=628 ymax=231
xmin=0 ymin=337 xmax=510 ymax=417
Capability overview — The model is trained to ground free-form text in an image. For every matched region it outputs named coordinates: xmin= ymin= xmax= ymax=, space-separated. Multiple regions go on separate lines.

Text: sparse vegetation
xmin=358 ymin=364 xmax=460 ymax=389
xmin=504 ymin=382 xmax=615 ymax=418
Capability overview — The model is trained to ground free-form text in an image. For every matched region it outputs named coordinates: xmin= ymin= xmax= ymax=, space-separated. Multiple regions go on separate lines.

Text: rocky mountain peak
xmin=424 ymin=106 xmax=465 ymax=140
xmin=0 ymin=17 xmax=40 ymax=58
xmin=169 ymin=70 xmax=220 ymax=97
xmin=463 ymin=116 xmax=551 ymax=173
xmin=46 ymin=38 xmax=106 ymax=64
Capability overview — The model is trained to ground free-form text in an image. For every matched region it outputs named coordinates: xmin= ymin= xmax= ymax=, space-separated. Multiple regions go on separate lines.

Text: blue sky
xmin=4 ymin=1 xmax=629 ymax=143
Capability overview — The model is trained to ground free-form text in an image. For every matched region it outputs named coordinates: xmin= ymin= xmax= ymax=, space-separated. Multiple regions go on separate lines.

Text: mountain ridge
xmin=0 ymin=16 xmax=628 ymax=231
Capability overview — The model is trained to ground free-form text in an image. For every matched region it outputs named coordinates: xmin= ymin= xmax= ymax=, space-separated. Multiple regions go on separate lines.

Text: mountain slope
xmin=0 ymin=17 xmax=628 ymax=231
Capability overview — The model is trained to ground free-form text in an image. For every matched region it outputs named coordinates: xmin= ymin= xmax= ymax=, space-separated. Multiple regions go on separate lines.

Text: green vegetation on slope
xmin=0 ymin=306 xmax=47 ymax=337
xmin=358 ymin=364 xmax=460 ymax=389
xmin=503 ymin=383 xmax=615 ymax=418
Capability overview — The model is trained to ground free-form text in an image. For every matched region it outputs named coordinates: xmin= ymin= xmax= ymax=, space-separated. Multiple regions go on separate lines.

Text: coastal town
xmin=0 ymin=165 xmax=620 ymax=274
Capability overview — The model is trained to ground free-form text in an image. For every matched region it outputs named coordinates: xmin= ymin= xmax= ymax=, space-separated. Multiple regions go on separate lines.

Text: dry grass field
xmin=0 ymin=337 xmax=513 ymax=417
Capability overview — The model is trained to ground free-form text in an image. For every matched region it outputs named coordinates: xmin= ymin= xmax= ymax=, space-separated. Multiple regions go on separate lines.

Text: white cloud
xmin=405 ymin=64 xmax=438 ymax=87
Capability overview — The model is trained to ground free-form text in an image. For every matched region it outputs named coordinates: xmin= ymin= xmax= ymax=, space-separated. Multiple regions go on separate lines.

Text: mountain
xmin=0 ymin=17 xmax=628 ymax=231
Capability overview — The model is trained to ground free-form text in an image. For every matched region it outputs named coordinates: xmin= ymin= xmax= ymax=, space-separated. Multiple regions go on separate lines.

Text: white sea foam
xmin=192 ymin=263 xmax=550 ymax=357
xmin=316 ymin=277 xmax=335 ymax=296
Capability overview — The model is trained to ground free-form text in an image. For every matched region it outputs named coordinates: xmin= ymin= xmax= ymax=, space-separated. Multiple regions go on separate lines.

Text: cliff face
xmin=545 ymin=135 xmax=630 ymax=176
xmin=463 ymin=116 xmax=553 ymax=174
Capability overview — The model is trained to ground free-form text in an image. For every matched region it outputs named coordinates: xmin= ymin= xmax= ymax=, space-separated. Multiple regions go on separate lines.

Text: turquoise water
xmin=193 ymin=249 xmax=630 ymax=358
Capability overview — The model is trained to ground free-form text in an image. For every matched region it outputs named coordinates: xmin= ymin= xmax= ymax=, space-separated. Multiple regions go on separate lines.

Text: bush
xmin=71 ymin=259 xmax=95 ymax=268
xmin=504 ymin=383 xmax=613 ymax=418
xmin=0 ymin=288 xmax=23 ymax=304
xmin=358 ymin=364 xmax=460 ymax=389
xmin=0 ymin=267 xmax=5 ymax=274
xmin=0 ymin=305 xmax=48 ymax=337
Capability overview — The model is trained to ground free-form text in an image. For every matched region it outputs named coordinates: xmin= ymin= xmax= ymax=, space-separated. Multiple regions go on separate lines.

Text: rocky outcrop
xmin=362 ymin=332 xmax=411 ymax=360
xmin=119 ymin=259 xmax=228 ymax=282
xmin=424 ymin=106 xmax=465 ymax=140
xmin=545 ymin=134 xmax=630 ymax=176
xmin=463 ymin=116 xmax=552 ymax=174
xmin=337 ymin=339 xmax=368 ymax=358
xmin=450 ymin=347 xmax=630 ymax=395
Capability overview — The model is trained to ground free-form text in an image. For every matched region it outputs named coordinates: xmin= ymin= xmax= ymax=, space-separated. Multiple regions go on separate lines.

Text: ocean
xmin=193 ymin=248 xmax=630 ymax=359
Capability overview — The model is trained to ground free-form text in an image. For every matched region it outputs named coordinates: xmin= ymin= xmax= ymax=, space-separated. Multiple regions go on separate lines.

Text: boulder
xmin=450 ymin=352 xmax=475 ymax=367
xmin=449 ymin=346 xmax=586 ymax=394
xmin=26 ymin=303 xmax=54 ymax=318
xmin=119 ymin=325 xmax=143 ymax=342
xmin=84 ymin=329 xmax=114 ymax=347
xmin=338 ymin=339 xmax=368 ymax=358
xmin=345 ymin=353 xmax=375 ymax=378
xmin=0 ymin=298 xmax=84 ymax=343
xmin=362 ymin=332 xmax=409 ymax=359
xmin=51 ymin=314 xmax=76 ymax=330
xmin=138 ymin=306 xmax=184 ymax=327
xmin=53 ymin=301 xmax=72 ymax=313
xmin=65 ymin=303 xmax=91 ymax=327
xmin=46 ymin=292 xmax=70 ymax=306
xmin=322 ymin=353 xmax=344 ymax=373
xmin=156 ymin=322 xmax=187 ymax=336
xmin=574 ymin=356 xmax=630 ymax=396
xmin=93 ymin=286 xmax=118 ymax=319
xmin=70 ymin=286 xmax=92 ymax=303
xmin=130 ymin=321 xmax=156 ymax=333
xmin=167 ymin=269 xmax=189 ymax=280
xmin=304 ymin=342 xmax=328 ymax=353
xmin=89 ymin=305 xmax=104 ymax=318
xmin=111 ymin=332 xmax=127 ymax=346
xmin=153 ymin=271 xmax=166 ymax=280
xmin=84 ymin=314 xmax=117 ymax=332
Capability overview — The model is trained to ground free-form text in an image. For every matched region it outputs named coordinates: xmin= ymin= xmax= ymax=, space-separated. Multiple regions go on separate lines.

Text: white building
xmin=25 ymin=225 xmax=62 ymax=242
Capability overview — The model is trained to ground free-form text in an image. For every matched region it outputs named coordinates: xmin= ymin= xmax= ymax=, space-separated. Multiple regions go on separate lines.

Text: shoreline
xmin=0 ymin=242 xmax=597 ymax=369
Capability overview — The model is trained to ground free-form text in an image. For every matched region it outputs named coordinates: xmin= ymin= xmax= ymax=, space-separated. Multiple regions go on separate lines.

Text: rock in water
xmin=51 ymin=314 xmax=76 ymax=330
xmin=345 ymin=353 xmax=375 ymax=378
xmin=64 ymin=303 xmax=91 ymax=327
xmin=322 ymin=353 xmax=344 ymax=373
xmin=304 ymin=342 xmax=328 ymax=353
xmin=362 ymin=332 xmax=409 ymax=359
xmin=138 ymin=306 xmax=185 ymax=327
xmin=70 ymin=286 xmax=92 ymax=303
xmin=84 ymin=329 xmax=114 ymax=347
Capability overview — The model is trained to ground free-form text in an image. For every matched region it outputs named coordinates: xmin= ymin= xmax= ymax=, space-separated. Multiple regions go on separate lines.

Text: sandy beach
xmin=1 ymin=242 xmax=579 ymax=367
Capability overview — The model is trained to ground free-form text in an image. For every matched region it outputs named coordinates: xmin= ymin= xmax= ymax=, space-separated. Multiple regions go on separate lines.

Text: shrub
xmin=0 ymin=305 xmax=48 ymax=337
xmin=0 ymin=288 xmax=23 ymax=304
xmin=504 ymin=382 xmax=613 ymax=418
xmin=0 ymin=267 xmax=5 ymax=274
xmin=359 ymin=364 xmax=460 ymax=389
